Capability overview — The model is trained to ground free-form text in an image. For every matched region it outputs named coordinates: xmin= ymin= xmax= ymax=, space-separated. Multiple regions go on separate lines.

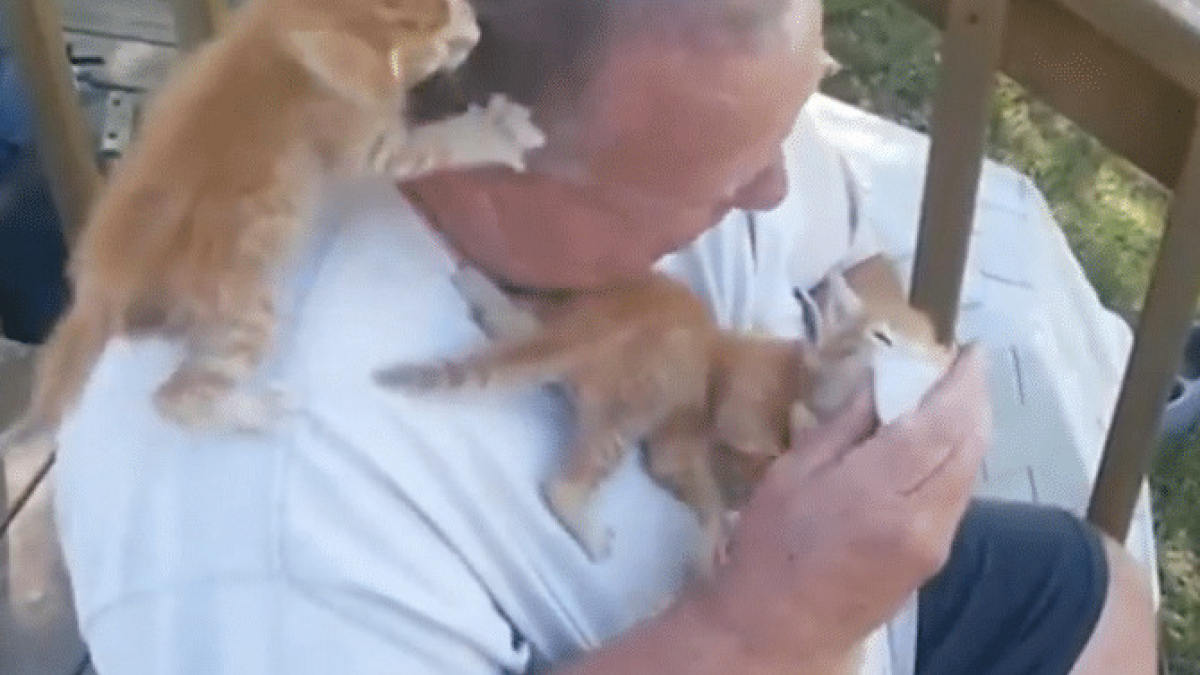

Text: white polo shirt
xmin=55 ymin=107 xmax=905 ymax=675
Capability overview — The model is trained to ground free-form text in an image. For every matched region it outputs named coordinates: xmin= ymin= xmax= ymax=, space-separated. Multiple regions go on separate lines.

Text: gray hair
xmin=407 ymin=0 xmax=792 ymax=122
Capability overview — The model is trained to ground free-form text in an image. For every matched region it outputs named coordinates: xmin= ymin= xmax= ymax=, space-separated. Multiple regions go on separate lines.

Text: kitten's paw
xmin=219 ymin=386 xmax=293 ymax=432
xmin=154 ymin=369 xmax=228 ymax=430
xmin=479 ymin=94 xmax=547 ymax=170
xmin=155 ymin=371 xmax=290 ymax=433
xmin=482 ymin=93 xmax=549 ymax=158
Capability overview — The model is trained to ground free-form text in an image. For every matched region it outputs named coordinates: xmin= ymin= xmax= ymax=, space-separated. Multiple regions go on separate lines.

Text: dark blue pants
xmin=0 ymin=150 xmax=69 ymax=344
xmin=916 ymin=500 xmax=1110 ymax=675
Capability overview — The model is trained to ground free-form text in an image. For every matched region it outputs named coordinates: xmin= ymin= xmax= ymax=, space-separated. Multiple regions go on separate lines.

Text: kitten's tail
xmin=0 ymin=301 xmax=112 ymax=458
xmin=374 ymin=328 xmax=605 ymax=395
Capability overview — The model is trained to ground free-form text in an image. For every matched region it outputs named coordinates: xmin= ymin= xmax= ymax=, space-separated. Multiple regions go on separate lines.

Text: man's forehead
xmin=609 ymin=0 xmax=822 ymax=60
xmin=439 ymin=0 xmax=821 ymax=124
xmin=470 ymin=0 xmax=815 ymax=37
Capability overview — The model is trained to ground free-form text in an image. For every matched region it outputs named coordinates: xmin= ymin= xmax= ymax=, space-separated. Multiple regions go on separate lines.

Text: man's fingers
xmin=854 ymin=344 xmax=990 ymax=496
xmin=904 ymin=382 xmax=993 ymax=502
xmin=922 ymin=343 xmax=988 ymax=413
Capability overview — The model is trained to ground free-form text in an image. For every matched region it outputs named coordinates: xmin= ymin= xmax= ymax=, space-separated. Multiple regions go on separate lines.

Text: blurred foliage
xmin=820 ymin=0 xmax=1196 ymax=670
xmin=1155 ymin=426 xmax=1200 ymax=675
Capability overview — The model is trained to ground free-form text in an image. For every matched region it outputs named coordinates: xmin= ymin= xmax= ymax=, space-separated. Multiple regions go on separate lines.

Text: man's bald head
xmin=408 ymin=0 xmax=818 ymax=121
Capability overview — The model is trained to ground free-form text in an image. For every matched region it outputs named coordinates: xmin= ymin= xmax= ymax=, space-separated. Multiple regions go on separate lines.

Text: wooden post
xmin=3 ymin=0 xmax=102 ymax=244
xmin=1088 ymin=113 xmax=1200 ymax=540
xmin=166 ymin=0 xmax=228 ymax=53
xmin=909 ymin=0 xmax=1010 ymax=343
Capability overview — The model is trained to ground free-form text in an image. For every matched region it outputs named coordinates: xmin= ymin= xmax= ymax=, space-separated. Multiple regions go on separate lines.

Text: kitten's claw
xmin=391 ymin=94 xmax=545 ymax=176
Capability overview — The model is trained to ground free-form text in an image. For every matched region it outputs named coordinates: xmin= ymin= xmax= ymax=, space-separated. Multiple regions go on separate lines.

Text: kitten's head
xmin=802 ymin=271 xmax=948 ymax=419
xmin=285 ymin=0 xmax=480 ymax=104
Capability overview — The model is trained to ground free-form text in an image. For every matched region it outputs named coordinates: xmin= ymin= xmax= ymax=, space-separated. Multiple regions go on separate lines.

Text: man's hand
xmin=702 ymin=345 xmax=991 ymax=663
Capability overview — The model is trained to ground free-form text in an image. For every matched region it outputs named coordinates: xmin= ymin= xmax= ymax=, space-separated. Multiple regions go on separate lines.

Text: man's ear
xmin=285 ymin=29 xmax=396 ymax=106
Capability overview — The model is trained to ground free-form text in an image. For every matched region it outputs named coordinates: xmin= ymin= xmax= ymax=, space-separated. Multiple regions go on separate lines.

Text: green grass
xmin=1155 ymin=430 xmax=1200 ymax=674
xmin=820 ymin=1 xmax=1198 ymax=670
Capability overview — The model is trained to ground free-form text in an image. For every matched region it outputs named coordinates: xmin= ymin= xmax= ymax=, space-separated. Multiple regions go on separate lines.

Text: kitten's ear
xmin=819 ymin=271 xmax=865 ymax=334
xmin=285 ymin=30 xmax=396 ymax=106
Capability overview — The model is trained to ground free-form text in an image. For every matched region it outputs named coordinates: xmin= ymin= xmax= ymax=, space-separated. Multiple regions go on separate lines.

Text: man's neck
xmin=399 ymin=171 xmax=720 ymax=291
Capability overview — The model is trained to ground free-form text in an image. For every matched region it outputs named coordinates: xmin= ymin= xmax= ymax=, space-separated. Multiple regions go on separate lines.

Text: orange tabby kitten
xmin=375 ymin=264 xmax=950 ymax=566
xmin=3 ymin=0 xmax=546 ymax=451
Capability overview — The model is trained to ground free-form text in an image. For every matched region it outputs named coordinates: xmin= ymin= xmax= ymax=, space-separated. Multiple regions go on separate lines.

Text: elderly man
xmin=54 ymin=0 xmax=1156 ymax=673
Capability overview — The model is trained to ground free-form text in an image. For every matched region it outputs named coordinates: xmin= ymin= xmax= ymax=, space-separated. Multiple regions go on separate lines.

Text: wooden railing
xmin=902 ymin=0 xmax=1200 ymax=541
xmin=2 ymin=0 xmax=226 ymax=240
xmin=5 ymin=0 xmax=1200 ymax=541
xmin=4 ymin=0 xmax=102 ymax=243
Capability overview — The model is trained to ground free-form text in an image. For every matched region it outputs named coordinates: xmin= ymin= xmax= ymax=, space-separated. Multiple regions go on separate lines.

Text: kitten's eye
xmin=871 ymin=328 xmax=893 ymax=346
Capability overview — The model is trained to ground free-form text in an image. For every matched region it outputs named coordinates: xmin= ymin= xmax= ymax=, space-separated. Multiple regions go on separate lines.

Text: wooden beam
xmin=899 ymin=0 xmax=1195 ymax=188
xmin=909 ymin=0 xmax=1009 ymax=343
xmin=3 ymin=0 xmax=102 ymax=244
xmin=1088 ymin=115 xmax=1200 ymax=540
xmin=1052 ymin=0 xmax=1200 ymax=96
xmin=166 ymin=0 xmax=228 ymax=53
